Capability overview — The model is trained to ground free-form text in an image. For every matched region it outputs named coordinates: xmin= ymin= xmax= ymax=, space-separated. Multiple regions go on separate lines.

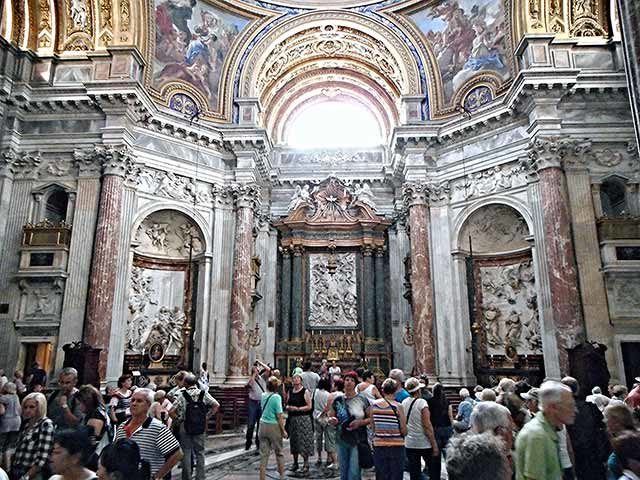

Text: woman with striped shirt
xmin=368 ymin=378 xmax=407 ymax=480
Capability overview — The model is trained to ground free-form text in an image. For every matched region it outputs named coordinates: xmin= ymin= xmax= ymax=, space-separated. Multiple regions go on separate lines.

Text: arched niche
xmin=125 ymin=209 xmax=206 ymax=378
xmin=456 ymin=203 xmax=544 ymax=386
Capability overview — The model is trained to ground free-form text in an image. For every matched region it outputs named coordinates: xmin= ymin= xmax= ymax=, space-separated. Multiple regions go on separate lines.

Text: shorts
xmin=258 ymin=422 xmax=284 ymax=467
xmin=0 ymin=431 xmax=19 ymax=453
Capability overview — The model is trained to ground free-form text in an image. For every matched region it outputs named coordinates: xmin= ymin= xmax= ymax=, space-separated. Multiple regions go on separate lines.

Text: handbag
xmin=357 ymin=438 xmax=374 ymax=469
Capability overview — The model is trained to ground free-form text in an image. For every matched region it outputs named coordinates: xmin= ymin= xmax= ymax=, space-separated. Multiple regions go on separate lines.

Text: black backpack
xmin=182 ymin=390 xmax=208 ymax=435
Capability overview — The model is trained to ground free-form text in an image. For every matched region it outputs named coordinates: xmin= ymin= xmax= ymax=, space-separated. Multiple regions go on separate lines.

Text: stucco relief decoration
xmin=153 ymin=0 xmax=250 ymax=111
xmin=138 ymin=168 xmax=197 ymax=202
xmin=257 ymin=25 xmax=404 ymax=95
xmin=570 ymin=0 xmax=607 ymax=36
xmin=279 ymin=150 xmax=383 ymax=167
xmin=459 ymin=205 xmax=529 ymax=253
xmin=607 ymin=277 xmax=640 ymax=317
xmin=408 ymin=0 xmax=511 ymax=104
xmin=64 ymin=0 xmax=94 ymax=50
xmin=480 ymin=260 xmax=542 ymax=355
xmin=169 ymin=93 xmax=199 ymax=117
xmin=126 ymin=266 xmax=187 ymax=355
xmin=454 ymin=163 xmax=526 ymax=200
xmin=19 ymin=279 xmax=64 ymax=321
xmin=134 ymin=210 xmax=204 ymax=258
xmin=38 ymin=0 xmax=53 ymax=48
xmin=309 ymin=252 xmax=358 ymax=328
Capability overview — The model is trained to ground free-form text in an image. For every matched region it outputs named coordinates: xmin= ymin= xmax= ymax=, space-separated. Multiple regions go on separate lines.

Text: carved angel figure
xmin=352 ymin=182 xmax=377 ymax=210
xmin=147 ymin=223 xmax=169 ymax=249
xmin=287 ymin=184 xmax=311 ymax=212
xmin=70 ymin=0 xmax=88 ymax=28
xmin=483 ymin=304 xmax=502 ymax=347
xmin=505 ymin=310 xmax=523 ymax=347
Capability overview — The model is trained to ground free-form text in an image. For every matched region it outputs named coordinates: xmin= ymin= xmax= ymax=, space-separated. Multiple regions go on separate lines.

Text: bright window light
xmin=286 ymin=101 xmax=383 ymax=148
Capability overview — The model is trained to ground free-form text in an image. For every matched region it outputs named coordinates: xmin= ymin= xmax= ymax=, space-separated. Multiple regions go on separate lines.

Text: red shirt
xmin=625 ymin=386 xmax=640 ymax=409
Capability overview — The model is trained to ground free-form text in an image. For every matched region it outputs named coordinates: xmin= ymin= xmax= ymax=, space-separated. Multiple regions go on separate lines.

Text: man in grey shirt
xmin=300 ymin=361 xmax=320 ymax=393
xmin=47 ymin=367 xmax=83 ymax=428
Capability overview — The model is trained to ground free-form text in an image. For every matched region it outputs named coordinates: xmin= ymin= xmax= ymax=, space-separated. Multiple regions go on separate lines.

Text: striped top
xmin=115 ymin=417 xmax=181 ymax=476
xmin=371 ymin=399 xmax=404 ymax=447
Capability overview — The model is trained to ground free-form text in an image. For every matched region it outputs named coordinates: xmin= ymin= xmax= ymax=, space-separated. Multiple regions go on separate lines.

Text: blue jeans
xmin=374 ymin=446 xmax=405 ymax=480
xmin=337 ymin=441 xmax=361 ymax=480
xmin=246 ymin=399 xmax=262 ymax=448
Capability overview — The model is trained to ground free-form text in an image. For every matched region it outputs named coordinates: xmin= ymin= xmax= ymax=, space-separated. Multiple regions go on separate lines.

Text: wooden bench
xmin=208 ymin=386 xmax=249 ymax=434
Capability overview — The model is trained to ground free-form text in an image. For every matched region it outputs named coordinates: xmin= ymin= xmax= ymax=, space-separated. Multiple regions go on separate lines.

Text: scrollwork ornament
xmin=232 ymin=183 xmax=262 ymax=210
xmin=402 ymin=182 xmax=430 ymax=208
xmin=95 ymin=145 xmax=135 ymax=177
xmin=12 ymin=152 xmax=43 ymax=179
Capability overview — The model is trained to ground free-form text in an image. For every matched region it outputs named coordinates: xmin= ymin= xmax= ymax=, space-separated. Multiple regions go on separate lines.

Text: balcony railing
xmin=22 ymin=220 xmax=72 ymax=248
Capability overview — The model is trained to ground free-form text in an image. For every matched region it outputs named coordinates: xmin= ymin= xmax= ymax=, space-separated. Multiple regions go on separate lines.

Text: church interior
xmin=0 ymin=0 xmax=639 ymax=393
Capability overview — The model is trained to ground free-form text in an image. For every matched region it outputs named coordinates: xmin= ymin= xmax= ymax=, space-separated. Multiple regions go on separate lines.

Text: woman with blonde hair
xmin=258 ymin=376 xmax=288 ymax=480
xmin=10 ymin=392 xmax=54 ymax=480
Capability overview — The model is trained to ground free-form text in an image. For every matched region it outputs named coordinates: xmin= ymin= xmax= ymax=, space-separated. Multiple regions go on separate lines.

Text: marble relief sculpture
xmin=309 ymin=252 xmax=358 ymax=328
xmin=127 ymin=267 xmax=157 ymax=351
xmin=479 ymin=260 xmax=542 ymax=355
xmin=287 ymin=184 xmax=312 ymax=211
xmin=351 ymin=182 xmax=376 ymax=210
xmin=135 ymin=210 xmax=204 ymax=258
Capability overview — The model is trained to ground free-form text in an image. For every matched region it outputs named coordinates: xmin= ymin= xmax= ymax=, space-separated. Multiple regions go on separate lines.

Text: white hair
xmin=389 ymin=369 xmax=405 ymax=383
xmin=538 ymin=381 xmax=572 ymax=412
xmin=459 ymin=388 xmax=470 ymax=398
xmin=446 ymin=432 xmax=510 ymax=480
xmin=471 ymin=402 xmax=511 ymax=434
xmin=498 ymin=378 xmax=516 ymax=394
xmin=134 ymin=388 xmax=154 ymax=406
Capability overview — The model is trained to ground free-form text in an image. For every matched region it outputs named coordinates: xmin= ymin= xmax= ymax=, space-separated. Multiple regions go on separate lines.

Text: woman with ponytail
xmin=97 ymin=439 xmax=151 ymax=480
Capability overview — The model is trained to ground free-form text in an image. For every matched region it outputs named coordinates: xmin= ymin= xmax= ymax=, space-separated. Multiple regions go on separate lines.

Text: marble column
xmin=0 ymin=150 xmax=16 ymax=263
xmin=83 ymin=146 xmax=134 ymax=378
xmin=362 ymin=246 xmax=376 ymax=340
xmin=403 ymin=183 xmax=436 ymax=376
xmin=227 ymin=184 xmax=260 ymax=381
xmin=56 ymin=156 xmax=102 ymax=373
xmin=290 ymin=245 xmax=304 ymax=341
xmin=374 ymin=247 xmax=386 ymax=340
xmin=280 ymin=247 xmax=292 ymax=342
xmin=528 ymin=138 xmax=584 ymax=375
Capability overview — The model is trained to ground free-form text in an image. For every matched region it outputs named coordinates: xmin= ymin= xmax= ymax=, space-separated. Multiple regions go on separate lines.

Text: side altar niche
xmin=274 ymin=176 xmax=391 ymax=374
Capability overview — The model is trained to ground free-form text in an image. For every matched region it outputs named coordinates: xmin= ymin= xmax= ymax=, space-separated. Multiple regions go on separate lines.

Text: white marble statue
xmin=287 ymin=184 xmax=311 ymax=212
xmin=70 ymin=0 xmax=88 ymax=28
xmin=351 ymin=182 xmax=377 ymax=210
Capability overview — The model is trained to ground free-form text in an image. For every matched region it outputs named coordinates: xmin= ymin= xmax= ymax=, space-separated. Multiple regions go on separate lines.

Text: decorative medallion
xmin=463 ymin=86 xmax=493 ymax=112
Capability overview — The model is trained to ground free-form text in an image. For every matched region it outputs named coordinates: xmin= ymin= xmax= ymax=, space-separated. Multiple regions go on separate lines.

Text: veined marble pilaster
xmin=210 ymin=187 xmax=235 ymax=384
xmin=362 ymin=245 xmax=376 ymax=340
xmin=105 ymin=166 xmax=140 ymax=383
xmin=403 ymin=183 xmax=436 ymax=376
xmin=56 ymin=156 xmax=102 ymax=373
xmin=388 ymin=218 xmax=414 ymax=372
xmin=0 ymin=150 xmax=16 ymax=258
xmin=374 ymin=247 xmax=386 ymax=340
xmin=83 ymin=145 xmax=135 ymax=377
xmin=527 ymin=137 xmax=584 ymax=375
xmin=290 ymin=245 xmax=304 ymax=341
xmin=279 ymin=247 xmax=292 ymax=342
xmin=227 ymin=184 xmax=261 ymax=382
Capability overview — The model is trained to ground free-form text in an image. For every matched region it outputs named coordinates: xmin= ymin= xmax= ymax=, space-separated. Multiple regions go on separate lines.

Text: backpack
xmin=183 ymin=390 xmax=208 ymax=435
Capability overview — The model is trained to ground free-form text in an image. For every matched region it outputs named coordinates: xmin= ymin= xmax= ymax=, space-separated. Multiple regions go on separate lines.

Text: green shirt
xmin=260 ymin=392 xmax=283 ymax=424
xmin=515 ymin=411 xmax=562 ymax=480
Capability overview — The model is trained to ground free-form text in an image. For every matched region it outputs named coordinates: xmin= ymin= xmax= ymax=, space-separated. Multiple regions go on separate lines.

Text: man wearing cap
xmin=625 ymin=377 xmax=640 ymax=410
xmin=521 ymin=388 xmax=539 ymax=416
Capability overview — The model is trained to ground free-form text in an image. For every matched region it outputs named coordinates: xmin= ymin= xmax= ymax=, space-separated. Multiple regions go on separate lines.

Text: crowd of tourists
xmin=0 ymin=360 xmax=639 ymax=480
xmin=247 ymin=360 xmax=640 ymax=480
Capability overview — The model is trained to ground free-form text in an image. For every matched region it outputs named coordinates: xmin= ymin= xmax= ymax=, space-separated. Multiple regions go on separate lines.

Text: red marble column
xmin=530 ymin=138 xmax=584 ymax=374
xmin=403 ymin=183 xmax=436 ymax=376
xmin=227 ymin=184 xmax=260 ymax=380
xmin=84 ymin=146 xmax=132 ymax=378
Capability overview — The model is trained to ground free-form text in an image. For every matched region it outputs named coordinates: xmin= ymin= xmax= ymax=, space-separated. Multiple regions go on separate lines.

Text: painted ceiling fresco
xmin=409 ymin=0 xmax=512 ymax=104
xmin=153 ymin=0 xmax=251 ymax=111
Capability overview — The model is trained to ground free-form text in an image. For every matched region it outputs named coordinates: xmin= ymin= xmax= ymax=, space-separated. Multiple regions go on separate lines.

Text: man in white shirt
xmin=245 ymin=360 xmax=270 ymax=451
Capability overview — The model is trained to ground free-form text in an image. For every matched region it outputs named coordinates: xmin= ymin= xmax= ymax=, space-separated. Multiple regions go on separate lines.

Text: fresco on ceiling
xmin=153 ymin=0 xmax=251 ymax=111
xmin=409 ymin=0 xmax=511 ymax=104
